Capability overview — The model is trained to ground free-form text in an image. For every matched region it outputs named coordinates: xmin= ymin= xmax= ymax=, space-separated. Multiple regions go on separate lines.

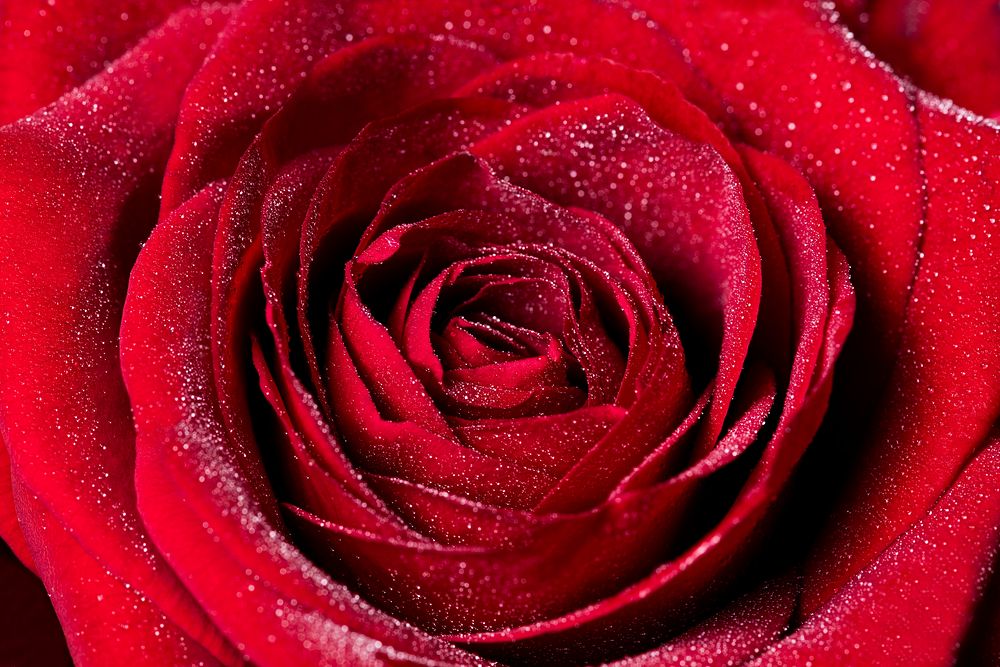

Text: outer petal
xmin=0 ymin=7 xmax=240 ymax=665
xmin=845 ymin=0 xmax=1000 ymax=117
xmin=805 ymin=95 xmax=1000 ymax=613
xmin=0 ymin=0 xmax=217 ymax=123
xmin=15 ymin=484 xmax=224 ymax=666
xmin=161 ymin=0 xmax=352 ymax=215
xmin=752 ymin=434 xmax=1000 ymax=666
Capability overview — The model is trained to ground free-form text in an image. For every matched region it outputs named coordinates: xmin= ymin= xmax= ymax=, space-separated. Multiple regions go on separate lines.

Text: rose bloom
xmin=1 ymin=0 xmax=999 ymax=665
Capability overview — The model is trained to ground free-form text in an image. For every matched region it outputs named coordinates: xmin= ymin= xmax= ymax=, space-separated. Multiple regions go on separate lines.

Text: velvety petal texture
xmin=836 ymin=0 xmax=1000 ymax=117
xmin=0 ymin=0 xmax=997 ymax=666
xmin=0 ymin=6 xmax=242 ymax=665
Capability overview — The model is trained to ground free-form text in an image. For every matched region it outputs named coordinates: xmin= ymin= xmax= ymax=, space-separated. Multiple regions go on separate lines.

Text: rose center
xmin=353 ymin=224 xmax=636 ymax=420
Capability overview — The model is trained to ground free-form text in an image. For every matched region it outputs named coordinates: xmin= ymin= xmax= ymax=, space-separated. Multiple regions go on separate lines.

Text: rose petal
xmin=752 ymin=434 xmax=1000 ymax=666
xmin=251 ymin=337 xmax=422 ymax=542
xmin=160 ymin=0 xmax=351 ymax=215
xmin=607 ymin=577 xmax=796 ymax=666
xmin=957 ymin=549 xmax=1000 ymax=666
xmin=210 ymin=35 xmax=501 ymax=488
xmin=454 ymin=406 xmax=626 ymax=477
xmin=326 ymin=312 xmax=557 ymax=509
xmin=805 ymin=95 xmax=1000 ymax=614
xmin=739 ymin=146 xmax=832 ymax=425
xmin=0 ymin=8 xmax=240 ymax=664
xmin=14 ymin=488 xmax=223 ymax=666
xmin=346 ymin=0 xmax=713 ymax=110
xmin=0 ymin=0 xmax=215 ymax=123
xmin=850 ymin=0 xmax=1000 ymax=117
xmin=462 ymin=52 xmax=795 ymax=381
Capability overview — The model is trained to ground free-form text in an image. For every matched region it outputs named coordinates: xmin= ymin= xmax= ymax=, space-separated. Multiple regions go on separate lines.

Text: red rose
xmin=1 ymin=1 xmax=999 ymax=665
